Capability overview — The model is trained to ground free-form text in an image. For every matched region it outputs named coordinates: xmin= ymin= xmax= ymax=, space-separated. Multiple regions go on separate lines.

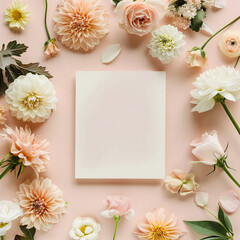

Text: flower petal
xmin=219 ymin=190 xmax=240 ymax=214
xmin=101 ymin=209 xmax=119 ymax=218
xmin=195 ymin=192 xmax=209 ymax=207
xmin=102 ymin=44 xmax=121 ymax=64
xmin=201 ymin=22 xmax=214 ymax=36
xmin=213 ymin=0 xmax=227 ymax=8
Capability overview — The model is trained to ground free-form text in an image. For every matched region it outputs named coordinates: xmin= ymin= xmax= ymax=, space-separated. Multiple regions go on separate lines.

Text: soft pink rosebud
xmin=191 ymin=130 xmax=225 ymax=165
xmin=219 ymin=190 xmax=240 ymax=214
xmin=44 ymin=42 xmax=60 ymax=57
xmin=185 ymin=50 xmax=208 ymax=68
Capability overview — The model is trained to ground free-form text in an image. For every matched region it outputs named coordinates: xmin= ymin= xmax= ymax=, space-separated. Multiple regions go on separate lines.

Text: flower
xmin=69 ymin=217 xmax=100 ymax=240
xmin=0 ymin=200 xmax=22 ymax=236
xmin=191 ymin=66 xmax=240 ymax=113
xmin=53 ymin=0 xmax=110 ymax=51
xmin=186 ymin=0 xmax=202 ymax=9
xmin=4 ymin=0 xmax=30 ymax=30
xmin=148 ymin=25 xmax=185 ymax=64
xmin=171 ymin=16 xmax=191 ymax=30
xmin=191 ymin=130 xmax=225 ymax=165
xmin=165 ymin=169 xmax=199 ymax=196
xmin=101 ymin=195 xmax=135 ymax=219
xmin=0 ymin=105 xmax=7 ymax=125
xmin=185 ymin=49 xmax=208 ymax=68
xmin=218 ymin=29 xmax=240 ymax=58
xmin=114 ymin=0 xmax=165 ymax=37
xmin=195 ymin=192 xmax=209 ymax=207
xmin=219 ymin=190 xmax=240 ymax=214
xmin=178 ymin=3 xmax=197 ymax=19
xmin=136 ymin=208 xmax=184 ymax=239
xmin=202 ymin=0 xmax=215 ymax=7
xmin=16 ymin=178 xmax=67 ymax=232
xmin=1 ymin=125 xmax=49 ymax=175
xmin=44 ymin=40 xmax=60 ymax=57
xmin=5 ymin=73 xmax=57 ymax=123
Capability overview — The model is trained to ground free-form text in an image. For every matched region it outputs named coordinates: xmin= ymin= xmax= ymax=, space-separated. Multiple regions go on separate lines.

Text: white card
xmin=75 ymin=71 xmax=166 ymax=179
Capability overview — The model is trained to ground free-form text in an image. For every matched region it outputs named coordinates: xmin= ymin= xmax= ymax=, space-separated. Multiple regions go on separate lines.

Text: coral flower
xmin=53 ymin=0 xmax=110 ymax=51
xmin=16 ymin=178 xmax=67 ymax=232
xmin=4 ymin=0 xmax=30 ymax=30
xmin=136 ymin=208 xmax=184 ymax=239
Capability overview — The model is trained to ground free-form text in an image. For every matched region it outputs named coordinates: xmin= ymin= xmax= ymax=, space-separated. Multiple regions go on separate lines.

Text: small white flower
xmin=0 ymin=200 xmax=22 ymax=236
xmin=5 ymin=73 xmax=57 ymax=123
xmin=148 ymin=25 xmax=185 ymax=64
xmin=195 ymin=192 xmax=209 ymax=207
xmin=69 ymin=217 xmax=100 ymax=240
xmin=178 ymin=3 xmax=197 ymax=19
xmin=202 ymin=0 xmax=215 ymax=7
xmin=191 ymin=66 xmax=240 ymax=113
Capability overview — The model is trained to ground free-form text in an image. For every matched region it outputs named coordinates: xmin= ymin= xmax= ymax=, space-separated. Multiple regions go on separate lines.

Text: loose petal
xmin=124 ymin=208 xmax=135 ymax=219
xmin=102 ymin=44 xmax=121 ymax=64
xmin=201 ymin=22 xmax=214 ymax=36
xmin=219 ymin=190 xmax=240 ymax=214
xmin=195 ymin=192 xmax=209 ymax=207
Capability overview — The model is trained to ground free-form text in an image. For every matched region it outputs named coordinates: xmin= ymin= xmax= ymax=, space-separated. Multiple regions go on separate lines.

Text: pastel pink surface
xmin=0 ymin=0 xmax=240 ymax=239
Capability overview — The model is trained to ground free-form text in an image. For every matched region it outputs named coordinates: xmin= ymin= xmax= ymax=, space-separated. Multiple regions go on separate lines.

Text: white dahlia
xmin=148 ymin=25 xmax=185 ymax=64
xmin=5 ymin=73 xmax=57 ymax=123
xmin=178 ymin=3 xmax=197 ymax=19
xmin=191 ymin=66 xmax=240 ymax=113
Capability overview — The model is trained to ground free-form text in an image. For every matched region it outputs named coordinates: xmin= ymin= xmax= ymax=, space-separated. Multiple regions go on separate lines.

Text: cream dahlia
xmin=5 ymin=73 xmax=57 ymax=123
xmin=136 ymin=208 xmax=184 ymax=239
xmin=1 ymin=125 xmax=49 ymax=175
xmin=53 ymin=0 xmax=110 ymax=51
xmin=16 ymin=178 xmax=67 ymax=232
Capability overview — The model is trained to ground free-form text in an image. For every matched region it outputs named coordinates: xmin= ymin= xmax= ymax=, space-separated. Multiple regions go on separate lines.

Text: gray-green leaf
xmin=15 ymin=235 xmax=28 ymax=240
xmin=200 ymin=236 xmax=226 ymax=240
xmin=190 ymin=10 xmax=206 ymax=32
xmin=218 ymin=205 xmax=233 ymax=234
xmin=20 ymin=225 xmax=36 ymax=240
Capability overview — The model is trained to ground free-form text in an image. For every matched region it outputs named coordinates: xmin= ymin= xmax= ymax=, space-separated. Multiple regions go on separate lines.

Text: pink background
xmin=1 ymin=0 xmax=240 ymax=239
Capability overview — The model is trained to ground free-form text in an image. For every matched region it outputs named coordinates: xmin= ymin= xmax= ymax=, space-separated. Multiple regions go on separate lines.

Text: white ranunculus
xmin=148 ymin=25 xmax=185 ymax=64
xmin=69 ymin=217 xmax=100 ymax=240
xmin=0 ymin=201 xmax=22 ymax=236
xmin=5 ymin=73 xmax=57 ymax=123
xmin=191 ymin=130 xmax=225 ymax=165
xmin=191 ymin=66 xmax=240 ymax=113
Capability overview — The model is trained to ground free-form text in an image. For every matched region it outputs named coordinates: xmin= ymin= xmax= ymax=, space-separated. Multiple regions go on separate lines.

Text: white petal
xmin=101 ymin=209 xmax=119 ymax=218
xmin=201 ymin=22 xmax=214 ymax=36
xmin=124 ymin=209 xmax=135 ymax=219
xmin=195 ymin=192 xmax=209 ymax=207
xmin=213 ymin=0 xmax=227 ymax=8
xmin=102 ymin=44 xmax=121 ymax=64
xmin=84 ymin=226 xmax=93 ymax=234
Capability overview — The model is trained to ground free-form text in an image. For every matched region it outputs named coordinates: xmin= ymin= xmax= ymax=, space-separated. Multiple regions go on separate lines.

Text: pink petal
xmin=219 ymin=190 xmax=240 ymax=214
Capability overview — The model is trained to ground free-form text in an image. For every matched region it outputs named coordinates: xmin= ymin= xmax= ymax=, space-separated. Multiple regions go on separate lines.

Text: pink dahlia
xmin=16 ymin=178 xmax=67 ymax=232
xmin=53 ymin=0 xmax=110 ymax=51
xmin=1 ymin=125 xmax=49 ymax=175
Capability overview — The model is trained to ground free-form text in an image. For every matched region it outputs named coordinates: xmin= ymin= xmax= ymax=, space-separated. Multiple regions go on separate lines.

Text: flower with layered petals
xmin=185 ymin=49 xmax=208 ymax=68
xmin=4 ymin=0 xmax=30 ymax=30
xmin=178 ymin=3 xmax=197 ymax=19
xmin=148 ymin=25 xmax=185 ymax=64
xmin=136 ymin=208 xmax=184 ymax=239
xmin=0 ymin=106 xmax=7 ymax=125
xmin=114 ymin=0 xmax=165 ymax=37
xmin=53 ymin=0 xmax=110 ymax=51
xmin=165 ymin=169 xmax=199 ymax=196
xmin=191 ymin=66 xmax=240 ymax=113
xmin=69 ymin=217 xmax=100 ymax=240
xmin=16 ymin=178 xmax=67 ymax=232
xmin=5 ymin=73 xmax=57 ymax=123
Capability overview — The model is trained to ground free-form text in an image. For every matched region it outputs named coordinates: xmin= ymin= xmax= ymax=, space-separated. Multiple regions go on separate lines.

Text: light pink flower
xmin=185 ymin=50 xmax=208 ymax=68
xmin=101 ymin=195 xmax=135 ymax=219
xmin=219 ymin=29 xmax=240 ymax=58
xmin=136 ymin=208 xmax=184 ymax=239
xmin=114 ymin=0 xmax=165 ymax=36
xmin=191 ymin=130 xmax=225 ymax=165
xmin=165 ymin=169 xmax=199 ymax=196
xmin=0 ymin=105 xmax=7 ymax=125
xmin=16 ymin=177 xmax=67 ymax=232
xmin=171 ymin=15 xmax=191 ymax=30
xmin=44 ymin=41 xmax=60 ymax=57
xmin=219 ymin=190 xmax=240 ymax=214
xmin=53 ymin=0 xmax=109 ymax=51
xmin=1 ymin=125 xmax=49 ymax=175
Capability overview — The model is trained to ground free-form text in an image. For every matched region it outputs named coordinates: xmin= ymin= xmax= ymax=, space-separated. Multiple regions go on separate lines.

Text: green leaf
xmin=0 ymin=55 xmax=16 ymax=70
xmin=201 ymin=50 xmax=206 ymax=58
xmin=190 ymin=10 xmax=206 ymax=32
xmin=0 ymin=70 xmax=8 ymax=97
xmin=184 ymin=221 xmax=228 ymax=239
xmin=15 ymin=235 xmax=28 ymax=240
xmin=173 ymin=0 xmax=186 ymax=8
xmin=20 ymin=225 xmax=36 ymax=240
xmin=5 ymin=41 xmax=28 ymax=57
xmin=112 ymin=0 xmax=122 ymax=5
xmin=190 ymin=46 xmax=201 ymax=51
xmin=218 ymin=205 xmax=233 ymax=234
xmin=200 ymin=236 xmax=225 ymax=240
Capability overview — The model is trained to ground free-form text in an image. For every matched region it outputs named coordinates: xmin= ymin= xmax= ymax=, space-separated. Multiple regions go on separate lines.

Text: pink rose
xmin=101 ymin=195 xmax=135 ymax=219
xmin=44 ymin=42 xmax=60 ymax=57
xmin=219 ymin=29 xmax=240 ymax=58
xmin=114 ymin=0 xmax=165 ymax=36
xmin=165 ymin=169 xmax=199 ymax=196
xmin=191 ymin=130 xmax=225 ymax=165
xmin=185 ymin=49 xmax=208 ymax=68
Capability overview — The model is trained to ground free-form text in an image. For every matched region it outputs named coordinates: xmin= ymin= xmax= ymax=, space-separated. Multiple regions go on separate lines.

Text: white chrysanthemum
xmin=148 ymin=25 xmax=185 ymax=64
xmin=69 ymin=217 xmax=100 ymax=240
xmin=191 ymin=66 xmax=240 ymax=113
xmin=178 ymin=3 xmax=197 ymax=19
xmin=202 ymin=0 xmax=215 ymax=7
xmin=5 ymin=73 xmax=57 ymax=123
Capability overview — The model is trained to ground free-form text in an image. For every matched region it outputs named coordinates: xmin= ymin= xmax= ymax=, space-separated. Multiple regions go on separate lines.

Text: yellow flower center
xmin=151 ymin=227 xmax=167 ymax=239
xmin=12 ymin=10 xmax=22 ymax=21
xmin=0 ymin=222 xmax=8 ymax=228
xmin=24 ymin=93 xmax=41 ymax=109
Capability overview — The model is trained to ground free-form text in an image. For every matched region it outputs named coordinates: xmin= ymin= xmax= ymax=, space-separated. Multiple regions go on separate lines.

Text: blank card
xmin=75 ymin=71 xmax=166 ymax=179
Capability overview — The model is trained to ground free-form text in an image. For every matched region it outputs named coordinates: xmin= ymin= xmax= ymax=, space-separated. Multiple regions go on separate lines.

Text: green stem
xmin=221 ymin=162 xmax=240 ymax=188
xmin=220 ymin=100 xmax=240 ymax=135
xmin=0 ymin=163 xmax=14 ymax=180
xmin=1 ymin=236 xmax=4 ymax=240
xmin=0 ymin=153 xmax=11 ymax=166
xmin=44 ymin=0 xmax=51 ymax=40
xmin=201 ymin=16 xmax=240 ymax=50
xmin=113 ymin=215 xmax=120 ymax=240
xmin=234 ymin=56 xmax=240 ymax=68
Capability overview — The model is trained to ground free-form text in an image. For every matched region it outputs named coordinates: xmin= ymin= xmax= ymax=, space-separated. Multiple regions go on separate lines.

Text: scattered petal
xmin=201 ymin=22 xmax=214 ymax=35
xmin=102 ymin=44 xmax=121 ymax=64
xmin=101 ymin=209 xmax=119 ymax=218
xmin=124 ymin=209 xmax=135 ymax=219
xmin=195 ymin=192 xmax=209 ymax=207
xmin=219 ymin=190 xmax=240 ymax=214
xmin=213 ymin=0 xmax=227 ymax=8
